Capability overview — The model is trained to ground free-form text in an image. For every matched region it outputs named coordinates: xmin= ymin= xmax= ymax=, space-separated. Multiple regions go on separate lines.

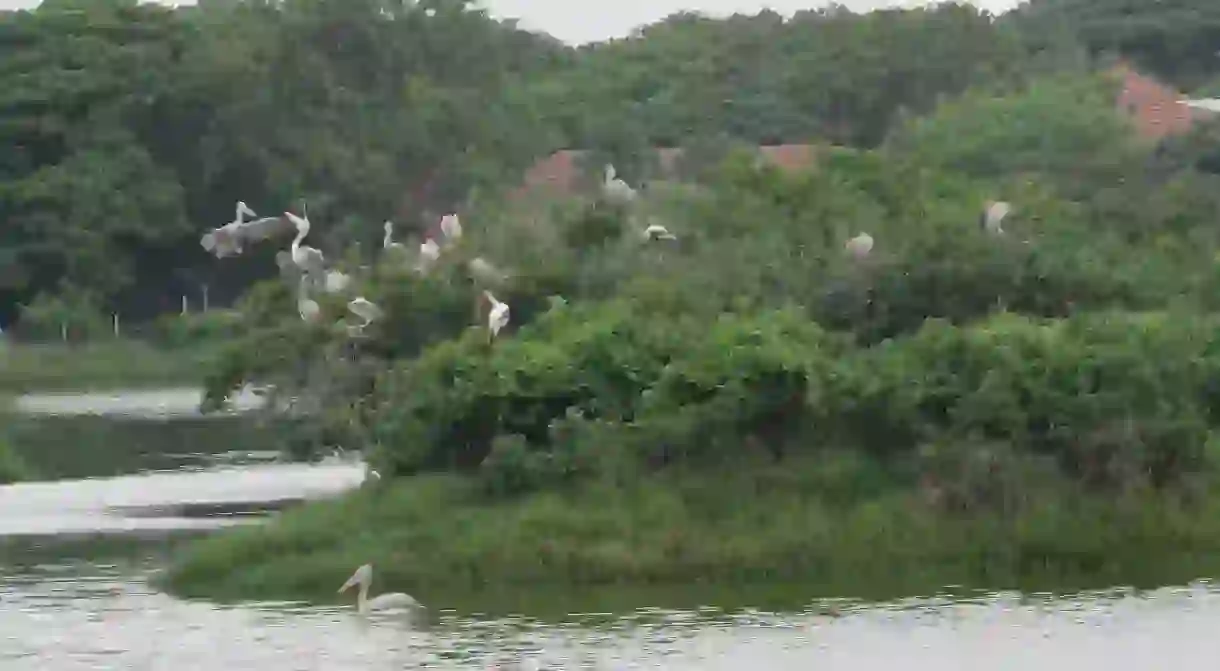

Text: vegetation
xmin=7 ymin=0 xmax=1220 ymax=610
xmin=0 ymin=339 xmax=218 ymax=393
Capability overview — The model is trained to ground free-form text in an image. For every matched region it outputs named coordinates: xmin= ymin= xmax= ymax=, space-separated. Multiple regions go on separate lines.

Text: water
xmin=6 ymin=397 xmax=1220 ymax=668
xmin=13 ymin=387 xmax=268 ymax=418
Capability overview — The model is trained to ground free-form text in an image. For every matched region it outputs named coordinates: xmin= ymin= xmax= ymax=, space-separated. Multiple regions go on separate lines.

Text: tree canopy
xmin=2 ymin=0 xmax=1220 ymax=331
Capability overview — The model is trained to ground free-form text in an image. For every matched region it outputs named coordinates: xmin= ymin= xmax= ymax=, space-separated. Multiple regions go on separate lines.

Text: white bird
xmin=337 ymin=564 xmax=421 ymax=615
xmin=981 ymin=200 xmax=1011 ymax=235
xmin=416 ymin=238 xmax=441 ymax=273
xmin=346 ymin=297 xmax=382 ymax=335
xmin=324 ymin=270 xmax=351 ymax=294
xmin=643 ymin=223 xmax=677 ymax=241
xmin=383 ymin=221 xmax=405 ymax=254
xmin=200 ymin=201 xmax=270 ymax=258
xmin=200 ymin=222 xmax=244 ymax=258
xmin=285 ymin=208 xmax=326 ymax=274
xmin=483 ymin=290 xmax=510 ymax=342
xmin=201 ymin=209 xmax=296 ymax=259
xmin=468 ymin=256 xmax=506 ymax=285
xmin=845 ymin=232 xmax=874 ymax=259
xmin=235 ymin=200 xmax=257 ymax=222
xmin=603 ymin=164 xmax=636 ymax=205
xmin=439 ymin=213 xmax=462 ymax=245
xmin=297 ymin=275 xmax=320 ymax=323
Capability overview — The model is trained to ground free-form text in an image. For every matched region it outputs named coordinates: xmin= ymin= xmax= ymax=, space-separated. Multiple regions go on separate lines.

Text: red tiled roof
xmin=513 ymin=144 xmax=818 ymax=198
xmin=1112 ymin=64 xmax=1197 ymax=141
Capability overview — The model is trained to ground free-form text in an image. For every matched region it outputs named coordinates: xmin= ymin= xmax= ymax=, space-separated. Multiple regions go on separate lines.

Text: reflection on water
xmin=0 ymin=462 xmax=365 ymax=537
xmin=13 ymin=387 xmax=267 ymax=418
xmin=5 ymin=413 xmax=1220 ymax=668
xmin=5 ymin=558 xmax=1220 ymax=669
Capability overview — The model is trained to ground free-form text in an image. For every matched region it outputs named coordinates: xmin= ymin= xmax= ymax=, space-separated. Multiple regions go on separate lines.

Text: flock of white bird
xmin=199 ymin=167 xmax=1000 ymax=622
xmin=197 ymin=162 xmax=684 ymax=347
xmin=199 ymin=199 xmax=517 ymax=340
xmin=845 ymin=199 xmax=1011 ymax=261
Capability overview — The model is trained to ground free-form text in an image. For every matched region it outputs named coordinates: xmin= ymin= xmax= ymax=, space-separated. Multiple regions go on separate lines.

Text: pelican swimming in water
xmin=337 ymin=563 xmax=421 ymax=614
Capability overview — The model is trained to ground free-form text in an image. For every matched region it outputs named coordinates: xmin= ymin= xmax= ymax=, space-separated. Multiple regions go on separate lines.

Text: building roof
xmin=515 ymin=144 xmax=819 ymax=198
xmin=1112 ymin=64 xmax=1209 ymax=141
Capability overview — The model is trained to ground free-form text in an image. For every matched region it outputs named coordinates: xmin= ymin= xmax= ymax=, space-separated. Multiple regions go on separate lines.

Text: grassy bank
xmin=0 ymin=435 xmax=28 ymax=483
xmin=0 ymin=340 xmax=217 ymax=393
xmin=160 ymin=452 xmax=1220 ymax=617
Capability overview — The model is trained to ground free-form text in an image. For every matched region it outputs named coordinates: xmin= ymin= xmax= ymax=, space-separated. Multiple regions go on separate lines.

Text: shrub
xmin=828 ymin=311 xmax=1220 ymax=493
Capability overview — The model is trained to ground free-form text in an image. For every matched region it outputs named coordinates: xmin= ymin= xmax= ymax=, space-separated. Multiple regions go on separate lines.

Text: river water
xmin=6 ymin=404 xmax=1220 ymax=668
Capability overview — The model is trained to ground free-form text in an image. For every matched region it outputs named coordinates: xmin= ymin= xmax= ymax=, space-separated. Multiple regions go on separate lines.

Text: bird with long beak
xmin=480 ymin=290 xmax=510 ymax=343
xmin=337 ymin=563 xmax=420 ymax=615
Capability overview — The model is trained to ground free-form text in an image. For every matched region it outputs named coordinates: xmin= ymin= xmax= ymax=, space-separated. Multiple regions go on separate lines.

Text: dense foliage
xmin=10 ymin=0 xmax=1220 ymax=330
xmin=11 ymin=0 xmax=1220 ymax=512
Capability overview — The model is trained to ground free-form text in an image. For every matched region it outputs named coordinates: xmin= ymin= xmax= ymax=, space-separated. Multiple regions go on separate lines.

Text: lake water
xmin=6 ymin=397 xmax=1220 ymax=668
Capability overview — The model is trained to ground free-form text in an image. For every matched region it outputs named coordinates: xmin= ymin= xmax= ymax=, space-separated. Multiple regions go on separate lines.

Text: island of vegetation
xmin=6 ymin=0 xmax=1220 ymax=612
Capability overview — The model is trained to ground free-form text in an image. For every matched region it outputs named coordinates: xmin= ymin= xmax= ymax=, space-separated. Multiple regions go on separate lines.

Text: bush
xmin=0 ymin=434 xmax=28 ymax=484
xmin=828 ymin=311 xmax=1220 ymax=494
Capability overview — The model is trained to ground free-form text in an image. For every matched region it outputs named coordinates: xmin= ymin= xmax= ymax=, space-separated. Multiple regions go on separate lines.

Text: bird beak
xmin=338 ymin=576 xmax=358 ymax=593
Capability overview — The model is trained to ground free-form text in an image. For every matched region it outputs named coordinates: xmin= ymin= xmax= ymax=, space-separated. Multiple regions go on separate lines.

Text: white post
xmin=181 ymin=295 xmax=188 ymax=315
xmin=112 ymin=313 xmax=120 ymax=337
xmin=60 ymin=321 xmax=67 ymax=342
xmin=202 ymin=285 xmax=210 ymax=312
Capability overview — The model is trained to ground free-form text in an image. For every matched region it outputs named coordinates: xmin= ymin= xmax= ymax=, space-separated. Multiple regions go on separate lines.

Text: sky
xmin=0 ymin=0 xmax=1025 ymax=44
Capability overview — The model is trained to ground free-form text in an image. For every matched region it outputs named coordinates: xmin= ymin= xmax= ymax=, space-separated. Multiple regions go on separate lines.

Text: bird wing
xmin=239 ymin=216 xmax=294 ymax=241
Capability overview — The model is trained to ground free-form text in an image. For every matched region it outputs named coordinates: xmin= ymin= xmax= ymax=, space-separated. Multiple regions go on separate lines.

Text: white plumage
xmin=602 ymin=164 xmax=636 ymax=205
xmin=643 ymin=223 xmax=677 ymax=241
xmin=845 ymin=232 xmax=874 ymax=259
xmin=981 ymin=200 xmax=1011 ymax=235
xmin=337 ymin=564 xmax=420 ymax=615
xmin=297 ymin=275 xmax=320 ymax=323
xmin=439 ymin=213 xmax=462 ymax=245
xmin=285 ymin=209 xmax=326 ymax=274
xmin=483 ymin=290 xmax=510 ymax=341
xmin=346 ymin=297 xmax=382 ymax=335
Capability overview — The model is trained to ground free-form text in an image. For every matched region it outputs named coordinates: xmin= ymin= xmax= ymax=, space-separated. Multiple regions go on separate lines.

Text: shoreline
xmin=159 ymin=455 xmax=1220 ymax=618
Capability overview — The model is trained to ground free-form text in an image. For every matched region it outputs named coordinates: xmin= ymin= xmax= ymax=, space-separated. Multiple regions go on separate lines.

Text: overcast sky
xmin=1 ymin=0 xmax=1025 ymax=44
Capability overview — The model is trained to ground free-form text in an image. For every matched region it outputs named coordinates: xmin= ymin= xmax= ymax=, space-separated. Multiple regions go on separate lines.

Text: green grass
xmin=0 ymin=340 xmax=216 ymax=393
xmin=160 ymin=453 xmax=1220 ymax=618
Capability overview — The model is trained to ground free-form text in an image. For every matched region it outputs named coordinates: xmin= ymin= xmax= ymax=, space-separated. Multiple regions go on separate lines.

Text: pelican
xmin=201 ymin=209 xmax=295 ymax=259
xmin=235 ymin=200 xmax=257 ymax=222
xmin=383 ymin=221 xmax=405 ymax=254
xmin=603 ymin=164 xmax=636 ymax=205
xmin=483 ymin=290 xmax=510 ymax=342
xmin=468 ymin=256 xmax=506 ymax=285
xmin=285 ymin=208 xmax=326 ymax=274
xmin=439 ymin=213 xmax=462 ymax=245
xmin=275 ymin=250 xmax=301 ymax=282
xmin=416 ymin=238 xmax=441 ymax=273
xmin=297 ymin=276 xmax=320 ymax=323
xmin=346 ymin=297 xmax=382 ymax=335
xmin=337 ymin=564 xmax=421 ymax=614
xmin=324 ymin=270 xmax=351 ymax=294
xmin=643 ymin=223 xmax=677 ymax=241
xmin=845 ymin=232 xmax=874 ymax=259
xmin=981 ymin=200 xmax=1011 ymax=235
